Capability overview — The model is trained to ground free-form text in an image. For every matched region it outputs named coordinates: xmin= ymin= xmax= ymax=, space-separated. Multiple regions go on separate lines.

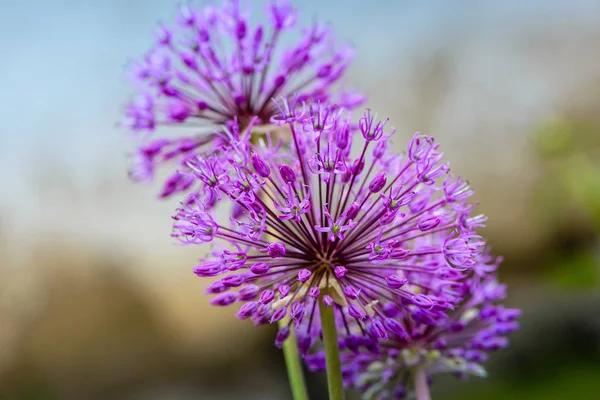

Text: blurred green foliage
xmin=533 ymin=116 xmax=600 ymax=288
xmin=535 ymin=116 xmax=600 ymax=229
xmin=443 ymin=363 xmax=600 ymax=400
xmin=548 ymin=247 xmax=599 ymax=288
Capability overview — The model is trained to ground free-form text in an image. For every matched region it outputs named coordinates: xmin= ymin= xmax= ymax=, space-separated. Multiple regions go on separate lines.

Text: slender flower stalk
xmin=320 ymin=295 xmax=345 ymax=400
xmin=280 ymin=317 xmax=310 ymax=400
xmin=413 ymin=367 xmax=431 ymax=400
xmin=123 ymin=0 xmax=364 ymax=198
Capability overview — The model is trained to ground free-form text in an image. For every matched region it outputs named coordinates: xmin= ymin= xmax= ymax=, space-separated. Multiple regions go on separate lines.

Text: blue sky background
xmin=1 ymin=0 xmax=599 ymax=252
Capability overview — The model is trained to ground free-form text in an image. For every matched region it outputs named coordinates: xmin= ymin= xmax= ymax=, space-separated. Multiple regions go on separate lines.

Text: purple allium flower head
xmin=305 ymin=271 xmax=520 ymax=399
xmin=123 ymin=0 xmax=365 ymax=198
xmin=172 ymin=100 xmax=492 ymax=349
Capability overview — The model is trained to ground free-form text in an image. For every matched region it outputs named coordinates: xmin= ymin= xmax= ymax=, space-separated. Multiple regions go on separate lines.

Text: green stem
xmin=414 ymin=366 xmax=431 ymax=400
xmin=251 ymin=131 xmax=308 ymax=398
xmin=319 ymin=296 xmax=345 ymax=400
xmin=280 ymin=318 xmax=310 ymax=400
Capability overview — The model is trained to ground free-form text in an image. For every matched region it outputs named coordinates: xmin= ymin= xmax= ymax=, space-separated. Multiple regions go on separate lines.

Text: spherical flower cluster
xmin=171 ymin=99 xmax=505 ymax=357
xmin=305 ymin=262 xmax=520 ymax=399
xmin=123 ymin=0 xmax=364 ymax=198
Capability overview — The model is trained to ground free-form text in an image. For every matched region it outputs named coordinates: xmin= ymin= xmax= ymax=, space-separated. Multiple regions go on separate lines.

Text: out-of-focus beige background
xmin=1 ymin=0 xmax=599 ymax=399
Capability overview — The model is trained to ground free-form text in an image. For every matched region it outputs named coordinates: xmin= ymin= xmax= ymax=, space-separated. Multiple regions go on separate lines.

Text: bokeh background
xmin=1 ymin=0 xmax=599 ymax=399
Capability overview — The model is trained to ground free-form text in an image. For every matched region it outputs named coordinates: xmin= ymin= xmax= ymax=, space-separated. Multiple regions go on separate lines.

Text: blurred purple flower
xmin=123 ymin=0 xmax=364 ymax=198
xmin=305 ymin=271 xmax=520 ymax=399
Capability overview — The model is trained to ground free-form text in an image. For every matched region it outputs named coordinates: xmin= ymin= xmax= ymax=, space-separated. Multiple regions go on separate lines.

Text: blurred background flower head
xmin=123 ymin=0 xmax=363 ymax=199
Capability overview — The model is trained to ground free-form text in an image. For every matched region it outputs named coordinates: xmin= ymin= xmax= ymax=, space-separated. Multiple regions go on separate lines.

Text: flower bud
xmin=384 ymin=318 xmax=407 ymax=337
xmin=344 ymin=202 xmax=360 ymax=219
xmin=343 ymin=285 xmax=360 ymax=300
xmin=238 ymin=284 xmax=259 ymax=300
xmin=270 ymin=307 xmax=287 ymax=323
xmin=290 ymin=302 xmax=305 ymax=324
xmin=194 ymin=262 xmax=222 ymax=277
xmin=373 ymin=139 xmax=387 ymax=159
xmin=250 ymin=262 xmax=270 ymax=275
xmin=222 ymin=274 xmax=245 ymax=287
xmin=369 ymin=320 xmax=388 ymax=340
xmin=261 ymin=242 xmax=286 ymax=258
xmin=206 ymin=281 xmax=228 ymax=294
xmin=348 ymin=304 xmax=366 ymax=320
xmin=279 ymin=164 xmax=296 ymax=184
xmin=252 ymin=153 xmax=271 ymax=177
xmin=368 ymin=173 xmax=387 ymax=193
xmin=210 ymin=293 xmax=237 ymax=306
xmin=386 ymin=275 xmax=408 ymax=289
xmin=236 ymin=302 xmax=258 ymax=319
xmin=278 ymin=284 xmax=290 ymax=299
xmin=259 ymin=290 xmax=275 ymax=304
xmin=298 ymin=269 xmax=312 ymax=283
xmin=418 ymin=215 xmax=441 ymax=231
xmin=334 ymin=266 xmax=347 ymax=278
xmin=275 ymin=326 xmax=290 ymax=349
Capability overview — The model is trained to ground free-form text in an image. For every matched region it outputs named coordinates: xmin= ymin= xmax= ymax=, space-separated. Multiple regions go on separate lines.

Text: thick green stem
xmin=280 ymin=318 xmax=309 ymax=400
xmin=414 ymin=366 xmax=431 ymax=400
xmin=319 ymin=297 xmax=345 ymax=400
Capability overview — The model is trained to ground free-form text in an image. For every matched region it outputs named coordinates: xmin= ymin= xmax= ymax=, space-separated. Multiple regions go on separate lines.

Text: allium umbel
xmin=306 ymin=268 xmax=520 ymax=399
xmin=123 ymin=0 xmax=364 ymax=198
xmin=172 ymin=100 xmax=503 ymax=355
